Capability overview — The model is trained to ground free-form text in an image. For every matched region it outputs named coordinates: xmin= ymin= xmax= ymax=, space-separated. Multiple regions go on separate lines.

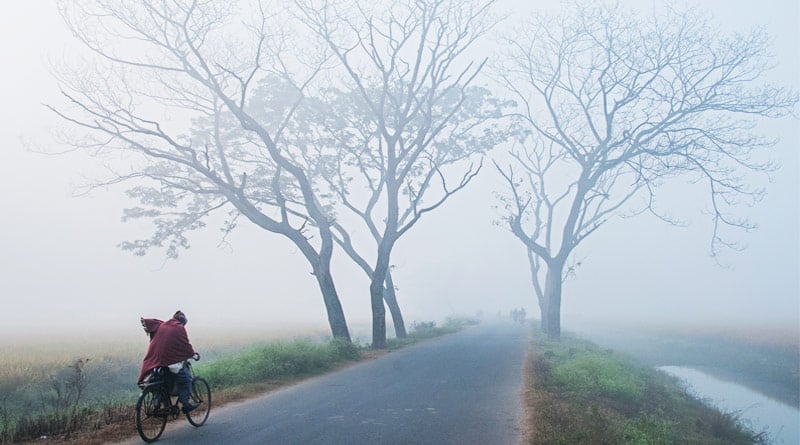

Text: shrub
xmin=412 ymin=321 xmax=437 ymax=330
xmin=328 ymin=338 xmax=361 ymax=361
xmin=551 ymin=350 xmax=645 ymax=402
xmin=623 ymin=412 xmax=674 ymax=445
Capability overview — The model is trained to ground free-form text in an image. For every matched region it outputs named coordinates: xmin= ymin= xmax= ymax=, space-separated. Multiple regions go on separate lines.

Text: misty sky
xmin=0 ymin=0 xmax=797 ymax=339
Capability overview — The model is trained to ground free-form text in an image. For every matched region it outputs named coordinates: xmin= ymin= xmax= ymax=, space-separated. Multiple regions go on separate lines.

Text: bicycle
xmin=134 ymin=356 xmax=211 ymax=442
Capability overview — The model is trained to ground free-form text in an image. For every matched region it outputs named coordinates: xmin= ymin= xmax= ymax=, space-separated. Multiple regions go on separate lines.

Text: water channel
xmin=659 ymin=366 xmax=800 ymax=444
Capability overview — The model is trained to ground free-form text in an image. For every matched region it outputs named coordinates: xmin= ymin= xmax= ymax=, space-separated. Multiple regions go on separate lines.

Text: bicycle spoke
xmin=135 ymin=387 xmax=167 ymax=442
xmin=186 ymin=377 xmax=211 ymax=427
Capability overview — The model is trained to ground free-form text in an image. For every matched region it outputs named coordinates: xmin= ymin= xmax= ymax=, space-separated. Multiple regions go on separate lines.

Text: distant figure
xmin=510 ymin=308 xmax=526 ymax=324
xmin=138 ymin=310 xmax=200 ymax=414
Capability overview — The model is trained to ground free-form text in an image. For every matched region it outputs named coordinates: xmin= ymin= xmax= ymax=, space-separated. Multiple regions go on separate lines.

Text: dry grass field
xmin=0 ymin=323 xmax=333 ymax=444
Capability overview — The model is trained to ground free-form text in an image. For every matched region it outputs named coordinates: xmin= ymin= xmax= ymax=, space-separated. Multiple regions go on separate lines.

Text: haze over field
xmin=0 ymin=0 xmax=797 ymax=341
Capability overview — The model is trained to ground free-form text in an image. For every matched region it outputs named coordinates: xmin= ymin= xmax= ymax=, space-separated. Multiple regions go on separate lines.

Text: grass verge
xmin=524 ymin=328 xmax=768 ymax=445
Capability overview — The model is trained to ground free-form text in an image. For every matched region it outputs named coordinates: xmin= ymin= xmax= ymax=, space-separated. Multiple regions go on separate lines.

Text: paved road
xmin=121 ymin=321 xmax=529 ymax=445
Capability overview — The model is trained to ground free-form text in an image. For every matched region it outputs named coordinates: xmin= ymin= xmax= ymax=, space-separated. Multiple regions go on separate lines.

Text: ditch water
xmin=659 ymin=366 xmax=800 ymax=445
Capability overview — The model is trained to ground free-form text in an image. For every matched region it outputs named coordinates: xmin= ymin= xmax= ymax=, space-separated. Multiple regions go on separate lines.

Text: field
xmin=0 ymin=319 xmax=474 ymax=444
xmin=0 ymin=323 xmax=337 ymax=443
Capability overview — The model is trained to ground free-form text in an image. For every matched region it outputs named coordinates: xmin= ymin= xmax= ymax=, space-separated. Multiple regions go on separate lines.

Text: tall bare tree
xmin=305 ymin=84 xmax=505 ymax=340
xmin=296 ymin=0 xmax=504 ymax=348
xmin=493 ymin=2 xmax=797 ymax=339
xmin=52 ymin=0 xmax=351 ymax=340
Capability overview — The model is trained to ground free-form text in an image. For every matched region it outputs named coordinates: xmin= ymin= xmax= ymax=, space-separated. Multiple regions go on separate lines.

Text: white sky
xmin=0 ymin=0 xmax=797 ymax=340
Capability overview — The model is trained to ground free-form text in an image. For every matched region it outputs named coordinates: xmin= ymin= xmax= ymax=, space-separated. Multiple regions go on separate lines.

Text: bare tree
xmin=295 ymin=0 xmax=504 ymax=348
xmin=52 ymin=0 xmax=351 ymax=340
xmin=493 ymin=2 xmax=797 ymax=339
xmin=296 ymin=83 xmax=506 ymax=341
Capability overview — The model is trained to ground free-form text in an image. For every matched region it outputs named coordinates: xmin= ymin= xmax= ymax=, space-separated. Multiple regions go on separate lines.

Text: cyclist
xmin=138 ymin=310 xmax=199 ymax=413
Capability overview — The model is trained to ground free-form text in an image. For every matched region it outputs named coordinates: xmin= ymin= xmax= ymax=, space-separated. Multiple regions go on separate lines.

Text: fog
xmin=0 ymin=0 xmax=797 ymax=341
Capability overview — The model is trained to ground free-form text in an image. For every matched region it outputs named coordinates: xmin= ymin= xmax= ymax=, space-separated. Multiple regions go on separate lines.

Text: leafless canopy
xmin=52 ymin=0 xmax=352 ymax=339
xmin=294 ymin=0 xmax=504 ymax=348
xmin=295 ymin=0 xmax=503 ymax=242
xmin=495 ymin=3 xmax=796 ymax=262
xmin=492 ymin=2 xmax=796 ymax=338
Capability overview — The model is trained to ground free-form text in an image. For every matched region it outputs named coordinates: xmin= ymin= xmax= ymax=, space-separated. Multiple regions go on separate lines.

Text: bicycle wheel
xmin=186 ymin=377 xmax=211 ymax=426
xmin=135 ymin=386 xmax=168 ymax=442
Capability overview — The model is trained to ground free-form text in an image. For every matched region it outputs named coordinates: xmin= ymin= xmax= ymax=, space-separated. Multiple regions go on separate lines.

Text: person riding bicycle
xmin=138 ymin=310 xmax=199 ymax=414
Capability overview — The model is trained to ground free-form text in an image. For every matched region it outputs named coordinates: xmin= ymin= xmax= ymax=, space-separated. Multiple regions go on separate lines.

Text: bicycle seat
xmin=139 ymin=367 xmax=169 ymax=388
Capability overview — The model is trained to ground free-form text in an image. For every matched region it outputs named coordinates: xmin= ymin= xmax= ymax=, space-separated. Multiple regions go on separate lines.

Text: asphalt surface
xmin=120 ymin=321 xmax=529 ymax=445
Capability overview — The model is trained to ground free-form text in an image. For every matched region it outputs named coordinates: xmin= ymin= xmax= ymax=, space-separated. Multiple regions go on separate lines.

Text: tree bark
xmin=537 ymin=292 xmax=549 ymax=334
xmin=370 ymin=278 xmax=387 ymax=349
xmin=315 ymin=224 xmax=351 ymax=342
xmin=271 ymin=217 xmax=350 ymax=342
xmin=544 ymin=261 xmax=564 ymax=340
xmin=331 ymin=225 xmax=407 ymax=340
xmin=383 ymin=272 xmax=407 ymax=338
xmin=527 ymin=250 xmax=548 ymax=334
xmin=370 ymin=237 xmax=395 ymax=349
xmin=314 ymin=268 xmax=351 ymax=341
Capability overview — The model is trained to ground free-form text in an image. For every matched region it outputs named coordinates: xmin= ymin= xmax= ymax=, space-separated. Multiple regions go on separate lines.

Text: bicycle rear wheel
xmin=135 ymin=386 xmax=168 ymax=442
xmin=186 ymin=377 xmax=211 ymax=426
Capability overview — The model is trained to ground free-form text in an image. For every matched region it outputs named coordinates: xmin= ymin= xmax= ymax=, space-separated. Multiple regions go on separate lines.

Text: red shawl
xmin=138 ymin=318 xmax=196 ymax=383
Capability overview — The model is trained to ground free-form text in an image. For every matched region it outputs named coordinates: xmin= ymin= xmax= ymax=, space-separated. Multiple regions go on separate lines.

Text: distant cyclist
xmin=138 ymin=310 xmax=200 ymax=413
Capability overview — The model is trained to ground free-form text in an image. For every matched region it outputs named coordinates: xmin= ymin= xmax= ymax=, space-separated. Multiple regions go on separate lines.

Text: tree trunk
xmin=526 ymin=249 xmax=548 ymax=334
xmin=316 ymin=226 xmax=351 ymax=342
xmin=544 ymin=261 xmax=564 ymax=340
xmin=370 ymin=239 xmax=394 ymax=349
xmin=383 ymin=271 xmax=407 ymax=338
xmin=331 ymin=228 xmax=407 ymax=339
xmin=370 ymin=276 xmax=387 ymax=349
xmin=314 ymin=267 xmax=351 ymax=341
xmin=280 ymin=224 xmax=351 ymax=342
xmin=537 ymin=292 xmax=549 ymax=334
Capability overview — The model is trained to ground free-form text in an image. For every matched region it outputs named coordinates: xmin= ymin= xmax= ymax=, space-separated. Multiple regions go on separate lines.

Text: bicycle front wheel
xmin=135 ymin=387 xmax=167 ymax=442
xmin=186 ymin=377 xmax=211 ymax=426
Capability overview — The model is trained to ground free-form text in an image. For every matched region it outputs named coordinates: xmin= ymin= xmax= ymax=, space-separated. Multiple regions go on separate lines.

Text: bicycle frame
xmin=135 ymin=358 xmax=210 ymax=442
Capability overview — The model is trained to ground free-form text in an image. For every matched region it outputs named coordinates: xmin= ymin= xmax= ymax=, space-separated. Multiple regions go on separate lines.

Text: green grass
xmin=526 ymin=327 xmax=767 ymax=445
xmin=197 ymin=338 xmax=361 ymax=388
xmin=549 ymin=346 xmax=646 ymax=402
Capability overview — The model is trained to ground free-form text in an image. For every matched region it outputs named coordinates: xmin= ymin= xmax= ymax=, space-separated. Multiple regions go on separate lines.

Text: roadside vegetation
xmin=0 ymin=318 xmax=475 ymax=444
xmin=574 ymin=323 xmax=800 ymax=409
xmin=525 ymin=327 xmax=768 ymax=445
xmin=386 ymin=318 xmax=481 ymax=350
